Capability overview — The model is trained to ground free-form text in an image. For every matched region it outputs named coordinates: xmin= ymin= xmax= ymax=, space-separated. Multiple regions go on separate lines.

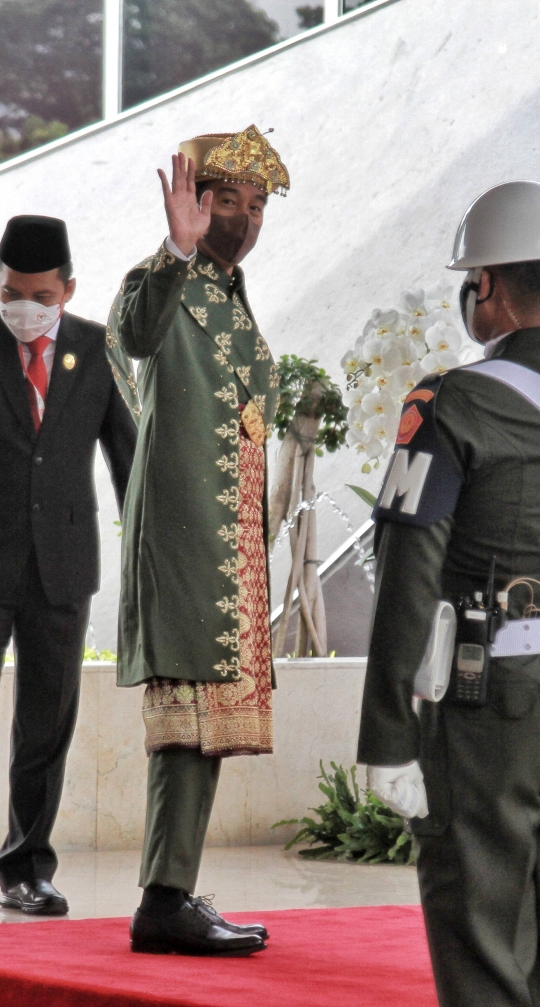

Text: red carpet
xmin=0 ymin=905 xmax=437 ymax=1007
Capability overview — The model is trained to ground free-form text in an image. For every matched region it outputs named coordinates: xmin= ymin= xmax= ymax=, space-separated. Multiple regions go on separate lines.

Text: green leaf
xmin=346 ymin=484 xmax=377 ymax=508
xmin=272 ymin=763 xmax=416 ymax=866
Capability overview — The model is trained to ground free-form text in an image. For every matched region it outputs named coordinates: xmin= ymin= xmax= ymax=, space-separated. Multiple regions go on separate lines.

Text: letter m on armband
xmin=373 ymin=381 xmax=464 ymax=528
xmin=379 ymin=450 xmax=433 ymax=516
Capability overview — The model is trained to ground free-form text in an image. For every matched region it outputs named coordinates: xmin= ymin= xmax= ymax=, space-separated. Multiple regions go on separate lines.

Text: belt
xmin=491 ymin=619 xmax=540 ymax=658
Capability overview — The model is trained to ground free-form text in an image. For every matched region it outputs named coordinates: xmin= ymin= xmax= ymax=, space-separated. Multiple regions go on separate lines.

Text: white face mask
xmin=0 ymin=299 xmax=62 ymax=342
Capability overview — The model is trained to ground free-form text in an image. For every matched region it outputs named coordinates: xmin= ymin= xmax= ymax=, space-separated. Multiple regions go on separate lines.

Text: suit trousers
xmin=139 ymin=747 xmax=221 ymax=892
xmin=415 ymin=661 xmax=540 ymax=1007
xmin=0 ymin=550 xmax=90 ymax=886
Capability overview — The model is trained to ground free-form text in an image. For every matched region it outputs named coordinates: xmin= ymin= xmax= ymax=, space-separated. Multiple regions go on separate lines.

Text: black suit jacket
xmin=0 ymin=310 xmax=137 ymax=606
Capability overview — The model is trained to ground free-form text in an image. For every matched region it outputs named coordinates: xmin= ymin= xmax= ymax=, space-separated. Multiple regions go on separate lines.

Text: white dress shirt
xmin=164 ymin=236 xmax=197 ymax=261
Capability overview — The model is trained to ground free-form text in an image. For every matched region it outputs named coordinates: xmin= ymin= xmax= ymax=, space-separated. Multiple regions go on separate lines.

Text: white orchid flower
xmin=362 ymin=308 xmax=401 ymax=340
xmin=361 ymin=388 xmax=397 ymax=418
xmin=348 ymin=403 xmax=365 ymax=430
xmin=425 ymin=320 xmax=462 ymax=354
xmin=392 ymin=362 xmax=425 ymax=395
xmin=364 ymin=413 xmax=399 ymax=443
xmin=425 ymin=281 xmax=455 ymax=312
xmin=400 ymin=289 xmax=427 ymax=317
xmin=398 ymin=338 xmax=419 ymax=366
xmin=421 ymin=350 xmax=460 ymax=374
xmin=341 ymin=348 xmax=364 ymax=375
xmin=362 ymin=336 xmax=402 ymax=373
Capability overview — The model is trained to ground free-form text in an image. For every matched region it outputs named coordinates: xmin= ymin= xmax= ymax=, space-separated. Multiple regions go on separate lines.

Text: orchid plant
xmin=341 ymin=281 xmax=480 ymax=474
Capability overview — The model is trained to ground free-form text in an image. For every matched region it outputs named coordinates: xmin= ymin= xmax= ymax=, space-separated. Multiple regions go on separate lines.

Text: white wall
xmin=0 ymin=659 xmax=366 ymax=849
xmin=1 ymin=0 xmax=539 ymax=648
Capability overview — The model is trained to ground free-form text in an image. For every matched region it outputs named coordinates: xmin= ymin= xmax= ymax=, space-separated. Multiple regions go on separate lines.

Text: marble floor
xmin=0 ymin=845 xmax=420 ymax=924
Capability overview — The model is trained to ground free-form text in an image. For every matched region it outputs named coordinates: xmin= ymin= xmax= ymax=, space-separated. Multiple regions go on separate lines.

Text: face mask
xmin=0 ymin=299 xmax=62 ymax=342
xmin=203 ymin=213 xmax=261 ymax=264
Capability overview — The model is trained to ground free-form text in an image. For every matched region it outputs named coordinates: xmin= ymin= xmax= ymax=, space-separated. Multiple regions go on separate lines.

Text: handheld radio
xmin=453 ymin=557 xmax=508 ymax=706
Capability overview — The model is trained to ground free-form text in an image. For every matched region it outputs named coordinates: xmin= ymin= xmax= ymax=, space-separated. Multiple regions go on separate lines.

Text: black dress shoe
xmin=130 ymin=899 xmax=266 ymax=957
xmin=189 ymin=895 xmax=269 ymax=940
xmin=0 ymin=879 xmax=69 ymax=915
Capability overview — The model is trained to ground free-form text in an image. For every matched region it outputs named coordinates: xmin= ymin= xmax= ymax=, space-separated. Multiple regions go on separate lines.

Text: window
xmin=0 ymin=0 xmax=104 ymax=163
xmin=0 ymin=0 xmax=381 ymax=164
xmin=122 ymin=1 xmax=319 ymax=111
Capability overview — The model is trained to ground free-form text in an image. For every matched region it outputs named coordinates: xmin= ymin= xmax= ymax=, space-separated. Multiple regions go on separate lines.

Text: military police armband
xmin=373 ymin=377 xmax=463 ymax=527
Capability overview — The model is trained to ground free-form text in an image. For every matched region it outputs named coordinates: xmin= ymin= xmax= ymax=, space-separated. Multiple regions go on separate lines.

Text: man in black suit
xmin=0 ymin=215 xmax=136 ymax=915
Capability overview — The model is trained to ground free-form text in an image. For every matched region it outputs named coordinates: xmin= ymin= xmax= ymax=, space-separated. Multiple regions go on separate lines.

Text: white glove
xmin=367 ymin=761 xmax=429 ymax=819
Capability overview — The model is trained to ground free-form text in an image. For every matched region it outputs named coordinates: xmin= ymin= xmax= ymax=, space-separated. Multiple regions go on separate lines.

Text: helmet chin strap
xmin=460 ymin=268 xmax=483 ymax=342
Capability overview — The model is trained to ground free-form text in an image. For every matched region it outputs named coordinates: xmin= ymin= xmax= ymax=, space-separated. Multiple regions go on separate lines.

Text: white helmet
xmin=448 ymin=181 xmax=540 ymax=270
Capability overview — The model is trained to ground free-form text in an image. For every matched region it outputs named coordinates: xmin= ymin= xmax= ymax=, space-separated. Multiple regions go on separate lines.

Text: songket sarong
xmin=142 ymin=427 xmax=273 ymax=757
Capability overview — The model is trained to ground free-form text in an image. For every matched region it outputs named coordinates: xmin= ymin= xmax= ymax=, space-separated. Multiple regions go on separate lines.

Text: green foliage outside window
xmin=273 ymin=761 xmax=416 ymax=865
xmin=0 ymin=0 xmax=280 ymax=163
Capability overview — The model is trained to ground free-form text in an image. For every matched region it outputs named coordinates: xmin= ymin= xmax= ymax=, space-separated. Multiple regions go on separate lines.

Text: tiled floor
xmin=0 ymin=845 xmax=420 ymax=924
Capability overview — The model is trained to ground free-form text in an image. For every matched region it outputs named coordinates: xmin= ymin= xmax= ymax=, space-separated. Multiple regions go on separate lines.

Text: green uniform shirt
xmin=105 ymin=244 xmax=279 ymax=687
xmin=358 ymin=328 xmax=540 ymax=766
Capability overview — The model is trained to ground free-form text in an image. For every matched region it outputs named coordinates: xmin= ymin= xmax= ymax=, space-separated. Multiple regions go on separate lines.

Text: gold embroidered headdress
xmin=179 ymin=125 xmax=290 ymax=196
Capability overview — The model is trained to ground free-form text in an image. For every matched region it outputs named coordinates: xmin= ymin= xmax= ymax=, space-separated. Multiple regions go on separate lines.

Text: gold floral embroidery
xmin=212 ymin=657 xmax=241 ymax=678
xmin=187 ymin=263 xmax=198 ymax=281
xmin=216 ymin=453 xmax=239 ymax=477
xmin=205 ymin=283 xmax=227 ymax=304
xmin=269 ymin=364 xmax=279 ymax=388
xmin=215 ymin=420 xmax=240 ymax=445
xmin=236 ymin=365 xmax=251 ymax=385
xmin=255 ymin=335 xmax=270 ymax=361
xmin=216 ymin=487 xmax=240 ymax=511
xmin=198 ymin=261 xmax=219 ymax=280
xmin=135 ymin=255 xmax=153 ymax=271
xmin=126 ymin=373 xmax=137 ymax=392
xmin=218 ymin=559 xmax=239 ymax=584
xmin=254 ymin=394 xmax=266 ymax=413
xmin=217 ymin=523 xmax=240 ymax=549
xmin=214 ymin=383 xmax=239 ymax=409
xmin=232 ymin=307 xmax=252 ymax=331
xmin=153 ymin=246 xmax=176 ymax=272
xmin=133 ymin=405 xmax=142 ymax=418
xmin=189 ymin=305 xmax=208 ymax=326
xmin=214 ymin=349 xmax=234 ymax=371
xmin=215 ymin=332 xmax=232 ymax=353
xmin=216 ymin=627 xmax=240 ymax=649
xmin=105 ymin=326 xmax=117 ymax=349
xmin=111 ymin=366 xmax=121 ymax=383
xmin=216 ymin=595 xmax=240 ymax=618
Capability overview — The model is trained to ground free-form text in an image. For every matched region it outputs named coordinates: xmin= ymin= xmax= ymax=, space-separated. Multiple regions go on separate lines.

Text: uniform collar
xmin=488 ymin=328 xmax=540 ymax=373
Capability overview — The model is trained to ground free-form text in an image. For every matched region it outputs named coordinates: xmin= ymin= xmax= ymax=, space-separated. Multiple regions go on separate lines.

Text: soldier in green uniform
xmin=358 ymin=181 xmax=540 ymax=1006
xmin=106 ymin=126 xmax=290 ymax=956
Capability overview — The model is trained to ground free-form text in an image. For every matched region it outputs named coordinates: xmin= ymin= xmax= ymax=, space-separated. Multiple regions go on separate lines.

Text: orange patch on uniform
xmin=405 ymin=388 xmax=435 ymax=404
xmin=396 ymin=404 xmax=423 ymax=444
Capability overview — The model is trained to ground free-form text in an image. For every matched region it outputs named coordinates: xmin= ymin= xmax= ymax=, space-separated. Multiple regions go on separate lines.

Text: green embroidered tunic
xmin=106 ymin=245 xmax=279 ymax=687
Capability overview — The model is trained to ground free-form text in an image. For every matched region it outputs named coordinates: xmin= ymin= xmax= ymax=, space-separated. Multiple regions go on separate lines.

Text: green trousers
xmin=413 ymin=660 xmax=540 ymax=1007
xmin=139 ymin=748 xmax=221 ymax=892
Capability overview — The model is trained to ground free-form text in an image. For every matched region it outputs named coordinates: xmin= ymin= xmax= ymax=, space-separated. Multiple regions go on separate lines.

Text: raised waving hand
xmin=157 ymin=153 xmax=213 ymax=257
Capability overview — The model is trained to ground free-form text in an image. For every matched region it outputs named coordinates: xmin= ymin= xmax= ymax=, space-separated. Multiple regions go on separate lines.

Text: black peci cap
xmin=0 ymin=215 xmax=71 ymax=273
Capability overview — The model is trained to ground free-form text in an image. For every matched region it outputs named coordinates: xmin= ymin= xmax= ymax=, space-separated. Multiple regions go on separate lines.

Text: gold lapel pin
xmin=63 ymin=353 xmax=76 ymax=370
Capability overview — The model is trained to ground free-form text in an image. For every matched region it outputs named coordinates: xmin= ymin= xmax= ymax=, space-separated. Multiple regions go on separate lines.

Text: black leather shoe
xmin=130 ymin=900 xmax=266 ymax=957
xmin=0 ymin=879 xmax=69 ymax=915
xmin=189 ymin=895 xmax=269 ymax=940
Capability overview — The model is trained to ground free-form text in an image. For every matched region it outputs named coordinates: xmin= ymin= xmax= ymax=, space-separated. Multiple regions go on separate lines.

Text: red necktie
xmin=25 ymin=335 xmax=51 ymax=429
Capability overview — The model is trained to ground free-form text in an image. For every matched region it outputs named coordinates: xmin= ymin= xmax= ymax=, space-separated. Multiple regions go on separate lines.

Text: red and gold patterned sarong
xmin=142 ymin=426 xmax=273 ymax=757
